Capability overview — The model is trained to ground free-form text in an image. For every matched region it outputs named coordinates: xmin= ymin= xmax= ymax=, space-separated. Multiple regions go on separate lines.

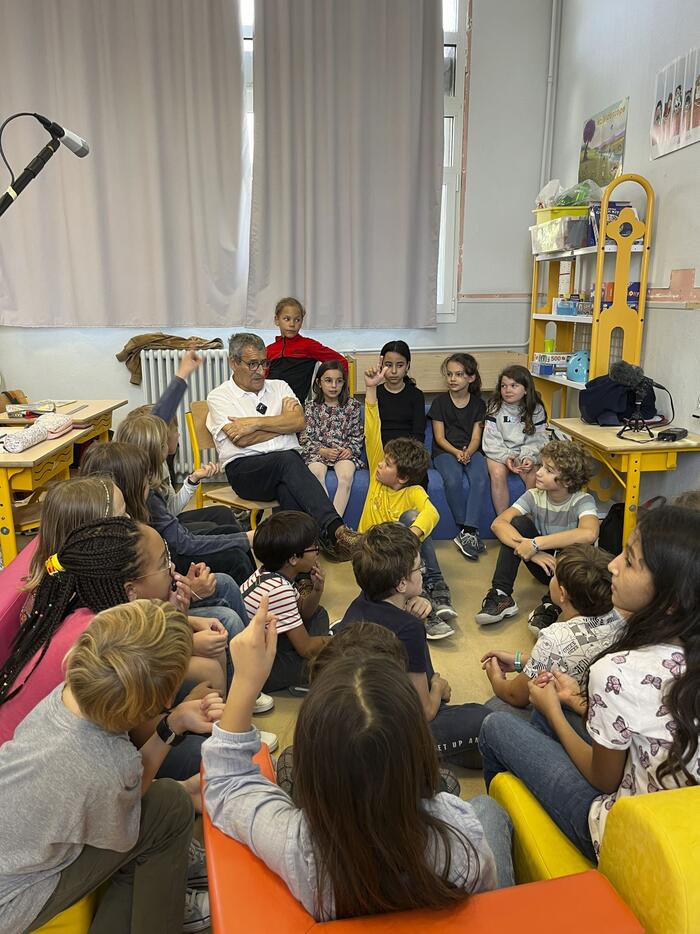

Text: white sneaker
xmin=254 ymin=692 xmax=274 ymax=714
xmin=183 ymin=888 xmax=210 ymax=933
xmin=259 ymin=730 xmax=279 ymax=753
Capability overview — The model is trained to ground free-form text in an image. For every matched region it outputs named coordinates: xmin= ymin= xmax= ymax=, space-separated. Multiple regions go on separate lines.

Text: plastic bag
xmin=554 ymin=179 xmax=602 ymax=207
xmin=535 ymin=179 xmax=562 ymax=208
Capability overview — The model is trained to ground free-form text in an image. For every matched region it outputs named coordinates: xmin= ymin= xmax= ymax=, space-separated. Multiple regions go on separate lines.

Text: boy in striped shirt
xmin=476 ymin=441 xmax=600 ymax=627
xmin=241 ymin=511 xmax=330 ymax=692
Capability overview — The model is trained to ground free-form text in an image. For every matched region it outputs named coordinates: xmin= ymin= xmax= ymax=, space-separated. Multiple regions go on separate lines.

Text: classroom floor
xmin=254 ymin=538 xmax=543 ymax=800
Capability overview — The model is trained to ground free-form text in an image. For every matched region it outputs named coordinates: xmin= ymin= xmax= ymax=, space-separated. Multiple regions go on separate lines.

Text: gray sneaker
xmin=453 ymin=529 xmax=482 ymax=560
xmin=425 ymin=613 xmax=455 ymax=640
xmin=427 ymin=581 xmax=458 ymax=620
xmin=183 ymin=888 xmax=210 ymax=933
xmin=187 ymin=839 xmax=207 ymax=889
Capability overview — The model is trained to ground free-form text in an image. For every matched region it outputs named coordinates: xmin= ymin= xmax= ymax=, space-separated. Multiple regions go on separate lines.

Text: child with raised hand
xmin=300 ymin=360 xmax=364 ymax=517
xmin=128 ymin=348 xmax=228 ymax=530
xmin=429 ymin=353 xmax=489 ymax=561
xmin=482 ymin=365 xmax=548 ymax=515
xmin=240 ymin=511 xmax=330 ymax=697
xmin=376 ymin=340 xmax=426 ymax=444
xmin=480 ymin=505 xmax=700 ymax=863
xmin=476 ymin=440 xmax=599 ymax=627
xmin=202 ymin=594 xmax=514 ymax=922
xmin=339 ymin=522 xmax=489 ymax=768
xmin=115 ymin=416 xmax=255 ymax=585
xmin=0 ymin=599 xmax=219 ymax=933
xmin=266 ymin=297 xmax=349 ymax=403
xmin=481 ymin=545 xmax=623 ymax=716
xmin=363 ymin=362 xmax=455 ymax=637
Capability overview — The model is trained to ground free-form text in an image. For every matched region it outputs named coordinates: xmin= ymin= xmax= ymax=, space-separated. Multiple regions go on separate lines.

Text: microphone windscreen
xmin=609 ymin=360 xmax=645 ymax=388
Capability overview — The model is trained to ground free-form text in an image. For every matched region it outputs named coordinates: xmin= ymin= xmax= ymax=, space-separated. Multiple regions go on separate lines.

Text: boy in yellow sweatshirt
xmin=361 ymin=363 xmax=456 ymax=639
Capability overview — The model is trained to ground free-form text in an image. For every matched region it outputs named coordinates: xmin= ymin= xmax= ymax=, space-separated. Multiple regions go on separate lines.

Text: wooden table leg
xmin=622 ymin=453 xmax=642 ymax=545
xmin=0 ymin=467 xmax=18 ymax=566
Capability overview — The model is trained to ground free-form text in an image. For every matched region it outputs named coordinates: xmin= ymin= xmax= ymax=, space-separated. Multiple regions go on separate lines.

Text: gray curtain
xmin=0 ymin=0 xmax=249 ymax=327
xmin=247 ymin=0 xmax=443 ymax=329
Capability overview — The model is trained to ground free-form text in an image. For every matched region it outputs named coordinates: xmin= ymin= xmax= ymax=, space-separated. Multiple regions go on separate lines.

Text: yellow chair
xmin=33 ymin=893 xmax=97 ymax=933
xmin=185 ymin=401 xmax=277 ymax=530
xmin=490 ymin=773 xmax=700 ymax=934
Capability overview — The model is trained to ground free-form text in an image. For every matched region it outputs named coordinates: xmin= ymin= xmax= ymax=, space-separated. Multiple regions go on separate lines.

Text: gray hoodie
xmin=482 ymin=401 xmax=547 ymax=464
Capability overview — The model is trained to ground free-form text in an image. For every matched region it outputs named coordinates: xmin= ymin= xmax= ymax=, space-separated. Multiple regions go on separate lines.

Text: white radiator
xmin=141 ymin=349 xmax=230 ymax=478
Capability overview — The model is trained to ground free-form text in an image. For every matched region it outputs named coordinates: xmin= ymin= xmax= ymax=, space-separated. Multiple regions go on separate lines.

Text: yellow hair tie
xmin=45 ymin=554 xmax=65 ymax=576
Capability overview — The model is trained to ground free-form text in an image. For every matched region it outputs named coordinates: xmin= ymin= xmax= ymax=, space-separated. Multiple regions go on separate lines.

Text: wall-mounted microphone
xmin=34 ymin=113 xmax=89 ymax=157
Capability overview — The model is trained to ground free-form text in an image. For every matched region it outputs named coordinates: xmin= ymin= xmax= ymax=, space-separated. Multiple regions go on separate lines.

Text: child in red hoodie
xmin=266 ymin=297 xmax=348 ymax=403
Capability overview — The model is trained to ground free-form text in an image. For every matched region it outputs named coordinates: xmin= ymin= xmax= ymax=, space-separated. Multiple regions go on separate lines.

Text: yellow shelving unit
xmin=528 ymin=173 xmax=655 ymax=419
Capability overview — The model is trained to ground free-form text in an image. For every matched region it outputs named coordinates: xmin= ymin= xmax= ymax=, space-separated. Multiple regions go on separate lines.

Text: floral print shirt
xmin=300 ymin=398 xmax=365 ymax=468
xmin=586 ymin=644 xmax=698 ymax=856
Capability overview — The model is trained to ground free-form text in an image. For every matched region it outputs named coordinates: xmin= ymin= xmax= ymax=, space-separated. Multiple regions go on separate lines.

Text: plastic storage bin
xmin=533 ymin=205 xmax=590 ymax=224
xmin=530 ymin=217 xmax=589 ymax=254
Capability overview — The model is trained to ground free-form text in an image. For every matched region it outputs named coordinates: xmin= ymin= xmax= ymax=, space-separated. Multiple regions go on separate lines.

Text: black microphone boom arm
xmin=0 ymin=137 xmax=60 ymax=219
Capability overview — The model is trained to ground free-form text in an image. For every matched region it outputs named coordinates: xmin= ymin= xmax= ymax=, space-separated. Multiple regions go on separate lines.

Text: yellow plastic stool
xmin=34 ymin=892 xmax=97 ymax=933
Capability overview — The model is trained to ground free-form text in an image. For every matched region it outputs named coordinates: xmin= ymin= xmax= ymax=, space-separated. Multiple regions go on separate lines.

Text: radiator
xmin=141 ymin=349 xmax=230 ymax=478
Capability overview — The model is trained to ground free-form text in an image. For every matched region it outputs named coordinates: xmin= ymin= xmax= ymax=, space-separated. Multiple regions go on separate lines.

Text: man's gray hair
xmin=228 ymin=332 xmax=265 ymax=361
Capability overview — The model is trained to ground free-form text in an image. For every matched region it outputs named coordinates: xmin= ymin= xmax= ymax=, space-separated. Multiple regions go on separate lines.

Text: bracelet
xmin=514 ymin=650 xmax=523 ymax=673
xmin=187 ymin=475 xmax=201 ymax=486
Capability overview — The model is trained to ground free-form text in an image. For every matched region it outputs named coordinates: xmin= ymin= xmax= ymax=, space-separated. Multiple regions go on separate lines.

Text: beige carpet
xmin=254 ymin=539 xmax=544 ymax=800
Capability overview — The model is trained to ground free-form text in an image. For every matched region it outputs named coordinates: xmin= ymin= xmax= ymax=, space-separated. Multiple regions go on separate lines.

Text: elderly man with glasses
xmin=207 ymin=333 xmax=361 ymax=559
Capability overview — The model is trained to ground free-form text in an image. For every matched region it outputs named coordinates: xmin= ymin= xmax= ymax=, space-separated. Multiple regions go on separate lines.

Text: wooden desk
xmin=0 ymin=400 xmax=127 ymax=566
xmin=550 ymin=417 xmax=700 ymax=544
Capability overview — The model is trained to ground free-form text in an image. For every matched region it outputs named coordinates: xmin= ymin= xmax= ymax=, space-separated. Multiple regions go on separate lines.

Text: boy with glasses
xmin=207 ymin=333 xmax=360 ymax=560
xmin=240 ymin=511 xmax=331 ymax=692
xmin=337 ymin=522 xmax=488 ymax=769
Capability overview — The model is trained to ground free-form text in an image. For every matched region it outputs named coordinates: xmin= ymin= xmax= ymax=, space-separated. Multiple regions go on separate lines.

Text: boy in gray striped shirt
xmin=476 ymin=441 xmax=600 ymax=627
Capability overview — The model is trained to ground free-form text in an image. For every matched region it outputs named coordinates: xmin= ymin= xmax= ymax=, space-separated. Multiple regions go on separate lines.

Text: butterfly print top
xmin=586 ymin=644 xmax=699 ymax=857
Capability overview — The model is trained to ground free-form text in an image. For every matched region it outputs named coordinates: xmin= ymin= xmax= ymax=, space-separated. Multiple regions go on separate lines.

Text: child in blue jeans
xmin=429 ymin=353 xmax=489 ymax=560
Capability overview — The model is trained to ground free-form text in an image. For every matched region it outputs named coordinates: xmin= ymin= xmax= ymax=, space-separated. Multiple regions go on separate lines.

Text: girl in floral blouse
xmin=479 ymin=505 xmax=700 ymax=862
xmin=300 ymin=361 xmax=364 ymax=517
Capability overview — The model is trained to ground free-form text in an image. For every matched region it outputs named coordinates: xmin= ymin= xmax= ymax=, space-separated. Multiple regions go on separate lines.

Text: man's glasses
xmin=242 ymin=359 xmax=270 ymax=371
xmin=412 ymin=562 xmax=427 ymax=575
xmin=132 ymin=543 xmax=173 ymax=581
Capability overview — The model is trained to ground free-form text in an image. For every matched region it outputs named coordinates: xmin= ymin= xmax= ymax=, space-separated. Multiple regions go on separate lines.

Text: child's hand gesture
xmin=229 ymin=594 xmax=278 ymax=695
xmin=364 ymin=362 xmax=389 ymax=388
xmin=528 ymin=675 xmax=562 ymax=719
xmin=480 ymin=649 xmax=517 ymax=674
xmin=169 ymin=574 xmax=192 ymax=613
xmin=551 ymin=670 xmax=587 ymax=713
xmin=189 ymin=463 xmax=219 ymax=484
xmin=192 ymin=623 xmax=229 ymax=658
xmin=310 ymin=562 xmax=325 ymax=593
xmin=405 ymin=595 xmax=432 ymax=620
xmin=530 ymin=551 xmax=557 ymax=576
xmin=177 ymin=348 xmax=203 ymax=381
xmin=170 ymin=692 xmax=225 ymax=735
xmin=184 ymin=562 xmax=217 ymax=600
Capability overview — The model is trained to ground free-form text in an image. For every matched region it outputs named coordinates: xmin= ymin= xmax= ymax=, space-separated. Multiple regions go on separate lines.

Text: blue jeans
xmin=469 ymin=795 xmax=515 ymax=889
xmin=479 ymin=712 xmax=599 ymax=862
xmin=399 ymin=509 xmax=444 ymax=590
xmin=434 ymin=450 xmax=489 ymax=530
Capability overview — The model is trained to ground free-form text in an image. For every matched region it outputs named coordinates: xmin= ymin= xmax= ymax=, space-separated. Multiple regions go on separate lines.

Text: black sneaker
xmin=475 ymin=589 xmax=519 ymax=625
xmin=426 ymin=580 xmax=458 ymax=620
xmin=528 ymin=600 xmax=561 ymax=636
xmin=453 ymin=528 xmax=482 ymax=560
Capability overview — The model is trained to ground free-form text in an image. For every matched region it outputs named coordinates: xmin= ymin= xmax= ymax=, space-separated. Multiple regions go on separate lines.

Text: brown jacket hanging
xmin=116 ymin=333 xmax=224 ymax=385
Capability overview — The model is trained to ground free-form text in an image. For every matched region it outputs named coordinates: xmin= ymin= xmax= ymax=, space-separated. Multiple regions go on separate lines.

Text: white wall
xmin=0 ymin=0 xmax=551 ymax=419
xmin=550 ymin=0 xmax=700 ymax=499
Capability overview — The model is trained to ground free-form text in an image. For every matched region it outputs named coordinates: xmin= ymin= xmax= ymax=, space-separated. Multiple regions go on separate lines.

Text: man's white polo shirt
xmin=206 ymin=377 xmax=301 ymax=469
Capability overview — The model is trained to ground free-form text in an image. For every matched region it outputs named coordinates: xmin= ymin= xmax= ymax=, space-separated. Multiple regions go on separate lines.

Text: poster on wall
xmin=650 ymin=46 xmax=700 ymax=159
xmin=578 ymin=98 xmax=628 ymax=186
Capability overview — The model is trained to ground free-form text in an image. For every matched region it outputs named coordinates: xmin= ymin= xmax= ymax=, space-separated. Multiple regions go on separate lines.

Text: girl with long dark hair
xmin=203 ymin=605 xmax=513 ymax=921
xmin=480 ymin=505 xmax=700 ymax=861
xmin=376 ymin=340 xmax=426 ymax=445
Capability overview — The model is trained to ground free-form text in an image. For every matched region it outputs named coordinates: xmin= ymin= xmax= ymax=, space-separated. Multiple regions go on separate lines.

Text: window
xmin=437 ymin=0 xmax=467 ymax=322
xmin=239 ymin=0 xmax=465 ymax=323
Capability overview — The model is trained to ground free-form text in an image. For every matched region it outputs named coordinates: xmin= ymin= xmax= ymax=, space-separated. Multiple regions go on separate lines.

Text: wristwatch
xmin=531 ymin=538 xmax=540 ymax=553
xmin=156 ymin=714 xmax=186 ymax=747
